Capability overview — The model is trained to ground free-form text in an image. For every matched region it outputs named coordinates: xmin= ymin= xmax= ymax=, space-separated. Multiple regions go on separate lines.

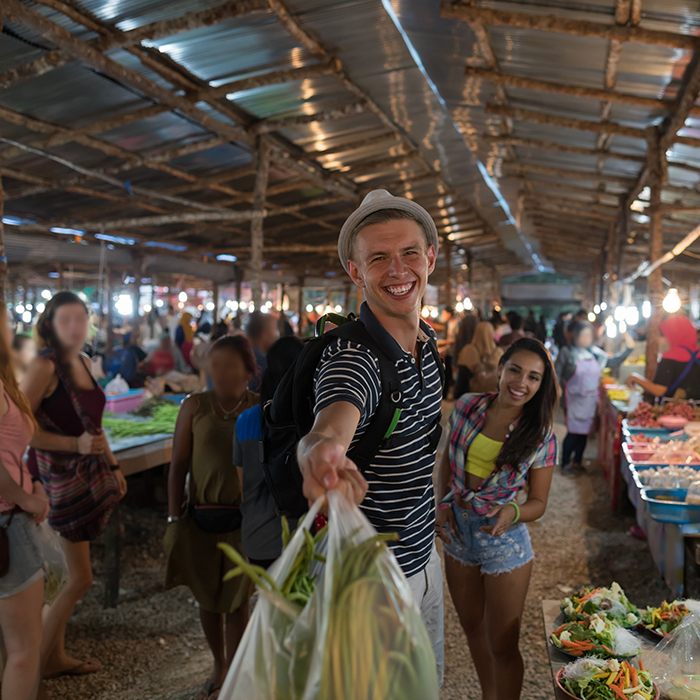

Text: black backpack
xmin=259 ymin=313 xmax=445 ymax=517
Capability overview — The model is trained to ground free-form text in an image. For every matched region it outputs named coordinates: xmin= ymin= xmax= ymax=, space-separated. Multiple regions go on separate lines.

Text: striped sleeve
xmin=314 ymin=339 xmax=381 ymax=426
xmin=531 ymin=430 xmax=560 ymax=469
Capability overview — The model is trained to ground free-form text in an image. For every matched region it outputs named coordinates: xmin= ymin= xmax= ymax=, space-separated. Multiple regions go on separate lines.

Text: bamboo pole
xmin=250 ymin=136 xmax=270 ymax=308
xmin=645 ymin=127 xmax=665 ymax=383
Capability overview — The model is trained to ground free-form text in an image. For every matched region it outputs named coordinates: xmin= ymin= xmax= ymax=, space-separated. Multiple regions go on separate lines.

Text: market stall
xmin=597 ymin=383 xmax=631 ymax=512
xmin=102 ymin=394 xmax=182 ymax=607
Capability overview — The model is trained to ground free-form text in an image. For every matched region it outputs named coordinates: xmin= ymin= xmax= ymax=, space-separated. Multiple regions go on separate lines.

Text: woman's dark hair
xmin=260 ymin=336 xmax=304 ymax=404
xmin=570 ymin=320 xmax=594 ymax=343
xmin=210 ymin=321 xmax=229 ymax=342
xmin=496 ymin=338 xmax=559 ymax=470
xmin=12 ymin=333 xmax=32 ymax=352
xmin=35 ymin=291 xmax=88 ymax=354
xmin=209 ymin=334 xmax=258 ymax=378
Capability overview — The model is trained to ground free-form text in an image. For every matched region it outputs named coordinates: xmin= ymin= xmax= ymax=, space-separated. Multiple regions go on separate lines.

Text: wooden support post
xmin=445 ymin=241 xmax=453 ymax=308
xmin=212 ymin=281 xmax=219 ymax=323
xmin=645 ymin=127 xmax=666 ymax=383
xmin=604 ymin=221 xmax=617 ymax=303
xmin=106 ymin=268 xmax=115 ymax=352
xmin=297 ymin=276 xmax=305 ymax=334
xmin=250 ymin=136 xmax=270 ymax=309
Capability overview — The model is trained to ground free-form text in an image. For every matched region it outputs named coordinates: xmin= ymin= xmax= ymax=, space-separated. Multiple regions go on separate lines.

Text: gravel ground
xmin=44 ymin=412 xmax=672 ymax=700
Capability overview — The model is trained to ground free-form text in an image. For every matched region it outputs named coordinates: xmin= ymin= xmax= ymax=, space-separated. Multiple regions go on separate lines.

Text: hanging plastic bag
xmin=219 ymin=491 xmax=439 ymax=700
xmin=105 ymin=374 xmax=129 ymax=396
xmin=34 ymin=520 xmax=69 ymax=603
xmin=639 ymin=602 xmax=700 ymax=699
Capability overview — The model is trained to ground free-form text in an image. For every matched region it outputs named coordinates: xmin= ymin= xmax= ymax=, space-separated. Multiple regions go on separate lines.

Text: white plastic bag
xmin=105 ymin=374 xmax=129 ymax=395
xmin=219 ymin=491 xmax=439 ymax=700
xmin=34 ymin=520 xmax=68 ymax=603
xmin=640 ymin=606 xmax=700 ymax=699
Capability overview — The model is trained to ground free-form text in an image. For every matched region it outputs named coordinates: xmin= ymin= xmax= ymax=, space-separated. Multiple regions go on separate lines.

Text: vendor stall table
xmin=598 ymin=389 xmax=629 ymax=512
xmin=102 ymin=406 xmax=178 ymax=607
xmin=542 ymin=600 xmax=656 ymax=699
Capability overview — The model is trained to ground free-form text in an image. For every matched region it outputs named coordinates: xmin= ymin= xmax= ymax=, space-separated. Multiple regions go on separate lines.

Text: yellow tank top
xmin=466 ymin=433 xmax=504 ymax=480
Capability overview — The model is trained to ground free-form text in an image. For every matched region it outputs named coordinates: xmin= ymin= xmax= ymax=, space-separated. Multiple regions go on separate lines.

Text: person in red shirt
xmin=147 ymin=335 xmax=179 ymax=376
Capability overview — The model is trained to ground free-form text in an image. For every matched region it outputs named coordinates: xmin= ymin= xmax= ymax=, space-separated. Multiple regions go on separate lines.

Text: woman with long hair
xmin=436 ymin=338 xmax=560 ymax=700
xmin=165 ymin=335 xmax=259 ymax=700
xmin=21 ymin=292 xmax=127 ymax=680
xmin=454 ymin=321 xmax=504 ymax=397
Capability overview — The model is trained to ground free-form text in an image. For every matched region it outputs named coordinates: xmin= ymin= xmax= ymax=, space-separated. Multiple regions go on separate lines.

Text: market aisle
xmin=45 ymin=411 xmax=670 ymax=700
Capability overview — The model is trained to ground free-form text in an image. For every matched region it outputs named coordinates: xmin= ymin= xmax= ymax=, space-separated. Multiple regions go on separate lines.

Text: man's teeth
xmin=386 ymin=283 xmax=413 ymax=295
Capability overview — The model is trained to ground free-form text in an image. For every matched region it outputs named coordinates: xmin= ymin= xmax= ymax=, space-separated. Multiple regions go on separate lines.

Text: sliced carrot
xmin=639 ymin=661 xmax=644 ymax=671
xmin=630 ymin=665 xmax=638 ymax=687
xmin=602 ymin=645 xmax=615 ymax=655
xmin=553 ymin=623 xmax=569 ymax=635
xmin=610 ymin=683 xmax=626 ymax=700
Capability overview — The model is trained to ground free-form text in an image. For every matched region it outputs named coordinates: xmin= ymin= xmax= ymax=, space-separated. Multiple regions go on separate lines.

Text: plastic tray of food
xmin=641 ymin=488 xmax=700 ymax=523
xmin=622 ymin=442 xmax=700 ymax=466
xmin=621 ymin=420 xmax=670 ymax=436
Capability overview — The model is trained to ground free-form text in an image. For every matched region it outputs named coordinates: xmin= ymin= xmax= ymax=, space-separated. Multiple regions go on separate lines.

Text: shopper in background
xmin=443 ymin=307 xmax=459 ymax=399
xmin=165 ymin=305 xmax=180 ymax=341
xmin=165 ymin=335 xmax=259 ymax=700
xmin=627 ymin=315 xmax=700 ymax=400
xmin=454 ymin=313 xmax=478 ymax=364
xmin=245 ymin=311 xmax=280 ymax=393
xmin=490 ymin=311 xmax=511 ymax=343
xmin=437 ymin=338 xmax=559 ymax=700
xmin=0 ymin=312 xmax=47 ymax=700
xmin=536 ymin=316 xmax=547 ymax=344
xmin=11 ymin=333 xmax=36 ymax=384
xmin=498 ymin=313 xmax=527 ymax=349
xmin=118 ymin=333 xmax=148 ymax=388
xmin=553 ymin=312 xmax=572 ymax=349
xmin=455 ymin=321 xmax=504 ymax=397
xmin=557 ymin=320 xmax=634 ymax=473
xmin=235 ymin=336 xmax=304 ymax=568
xmin=523 ymin=310 xmax=537 ymax=336
xmin=145 ymin=334 xmax=189 ymax=376
xmin=21 ymin=291 xmax=127 ymax=680
xmin=174 ymin=312 xmax=196 ymax=368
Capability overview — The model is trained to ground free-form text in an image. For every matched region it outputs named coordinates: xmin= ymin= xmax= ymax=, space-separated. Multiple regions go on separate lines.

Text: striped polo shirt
xmin=314 ymin=303 xmax=443 ymax=577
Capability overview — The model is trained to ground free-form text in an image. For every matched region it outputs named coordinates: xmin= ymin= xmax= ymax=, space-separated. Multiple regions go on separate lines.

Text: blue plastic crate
xmin=621 ymin=419 xmax=670 ymax=436
xmin=641 ymin=489 xmax=700 ymax=524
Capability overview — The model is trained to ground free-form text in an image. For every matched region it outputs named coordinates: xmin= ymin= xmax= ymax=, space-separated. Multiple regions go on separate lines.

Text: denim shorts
xmin=442 ymin=503 xmax=534 ymax=576
xmin=0 ymin=512 xmax=44 ymax=599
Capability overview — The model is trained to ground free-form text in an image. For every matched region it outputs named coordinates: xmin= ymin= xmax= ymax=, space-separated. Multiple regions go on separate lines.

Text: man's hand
xmin=300 ymin=438 xmax=368 ymax=506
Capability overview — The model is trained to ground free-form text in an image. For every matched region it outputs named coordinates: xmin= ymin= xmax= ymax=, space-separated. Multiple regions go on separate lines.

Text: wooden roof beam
xmin=440 ymin=2 xmax=698 ymax=50
xmin=502 ymin=162 xmax=636 ymax=185
xmin=252 ymin=102 xmax=366 ymax=135
xmin=468 ymin=67 xmax=689 ymax=114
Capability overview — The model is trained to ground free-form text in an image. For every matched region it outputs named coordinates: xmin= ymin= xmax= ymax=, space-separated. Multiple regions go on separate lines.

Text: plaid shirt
xmin=444 ymin=393 xmax=559 ymax=515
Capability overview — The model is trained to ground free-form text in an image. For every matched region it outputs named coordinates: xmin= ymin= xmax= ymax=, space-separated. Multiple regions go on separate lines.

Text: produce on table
xmin=629 ymin=402 xmax=699 ymax=428
xmin=562 ymin=583 xmax=641 ymax=627
xmin=551 ymin=615 xmax=643 ymax=659
xmin=558 ymin=657 xmax=654 ymax=700
xmin=641 ymin=601 xmax=689 ymax=637
xmin=628 ymin=438 xmax=700 ymax=465
xmin=607 ymin=389 xmax=630 ymax=402
xmin=128 ymin=395 xmax=175 ymax=418
xmin=102 ymin=404 xmax=180 ymax=437
xmin=636 ymin=466 xmax=700 ymax=489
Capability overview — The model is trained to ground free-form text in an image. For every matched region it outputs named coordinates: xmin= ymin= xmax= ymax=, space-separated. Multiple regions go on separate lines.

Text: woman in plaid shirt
xmin=436 ymin=338 xmax=559 ymax=700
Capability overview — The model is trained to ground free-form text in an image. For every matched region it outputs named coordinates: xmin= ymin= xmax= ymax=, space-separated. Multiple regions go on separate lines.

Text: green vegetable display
xmin=128 ymin=395 xmax=175 ymax=418
xmin=103 ymin=404 xmax=180 ymax=437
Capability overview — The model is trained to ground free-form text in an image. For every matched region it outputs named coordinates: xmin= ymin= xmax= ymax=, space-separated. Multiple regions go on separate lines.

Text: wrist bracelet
xmin=510 ymin=501 xmax=520 ymax=524
xmin=436 ymin=503 xmax=451 ymax=510
xmin=31 ymin=476 xmax=41 ymax=484
xmin=110 ymin=464 xmax=120 ymax=472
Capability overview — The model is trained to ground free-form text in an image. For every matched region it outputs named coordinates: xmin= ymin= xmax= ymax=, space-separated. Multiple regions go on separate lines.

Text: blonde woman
xmin=455 ymin=321 xmax=504 ymax=397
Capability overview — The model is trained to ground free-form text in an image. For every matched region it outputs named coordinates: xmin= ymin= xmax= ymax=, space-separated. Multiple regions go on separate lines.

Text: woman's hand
xmin=626 ymin=374 xmax=642 ymax=389
xmin=17 ymin=491 xmax=50 ymax=524
xmin=77 ymin=431 xmax=107 ymax=455
xmin=113 ymin=468 xmax=128 ymax=499
xmin=480 ymin=503 xmax=517 ymax=537
xmin=435 ymin=505 xmax=456 ymax=544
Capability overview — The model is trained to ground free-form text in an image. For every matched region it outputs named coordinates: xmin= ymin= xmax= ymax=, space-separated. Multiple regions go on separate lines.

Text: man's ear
xmin=427 ymin=244 xmax=437 ymax=275
xmin=347 ymin=260 xmax=365 ymax=288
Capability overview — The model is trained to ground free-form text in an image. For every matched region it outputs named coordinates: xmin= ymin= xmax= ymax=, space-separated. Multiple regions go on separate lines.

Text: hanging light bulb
xmin=642 ymin=300 xmax=651 ymax=319
xmin=455 ymin=302 xmax=464 ymax=313
xmin=614 ymin=306 xmax=626 ymax=322
xmin=421 ymin=307 xmax=430 ymax=318
xmin=587 ymin=312 xmax=596 ymax=322
xmin=600 ymin=302 xmax=608 ymax=311
xmin=625 ymin=307 xmax=639 ymax=326
xmin=593 ymin=304 xmax=601 ymax=315
xmin=619 ymin=321 xmax=627 ymax=334
xmin=464 ymin=298 xmax=473 ymax=310
xmin=606 ymin=323 xmax=618 ymax=339
xmin=663 ymin=288 xmax=681 ymax=313
xmin=305 ymin=304 xmax=313 ymax=313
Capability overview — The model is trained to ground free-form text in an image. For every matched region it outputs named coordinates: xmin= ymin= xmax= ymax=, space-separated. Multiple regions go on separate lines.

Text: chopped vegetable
xmin=641 ymin=600 xmax=689 ymax=637
xmin=551 ymin=614 xmax=642 ymax=659
xmin=102 ymin=404 xmax=180 ymax=437
xmin=560 ymin=658 xmax=655 ymax=700
xmin=562 ymin=583 xmax=641 ymax=627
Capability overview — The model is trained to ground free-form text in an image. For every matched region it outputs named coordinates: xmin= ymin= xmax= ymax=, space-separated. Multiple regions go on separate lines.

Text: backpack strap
xmin=329 ymin=321 xmax=403 ymax=471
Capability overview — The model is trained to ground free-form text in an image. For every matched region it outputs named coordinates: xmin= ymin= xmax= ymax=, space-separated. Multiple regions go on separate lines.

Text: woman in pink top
xmin=0 ymin=311 xmax=106 ymax=700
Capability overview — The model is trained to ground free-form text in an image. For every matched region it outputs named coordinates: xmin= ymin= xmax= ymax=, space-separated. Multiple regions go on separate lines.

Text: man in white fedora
xmin=297 ymin=189 xmax=445 ymax=682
